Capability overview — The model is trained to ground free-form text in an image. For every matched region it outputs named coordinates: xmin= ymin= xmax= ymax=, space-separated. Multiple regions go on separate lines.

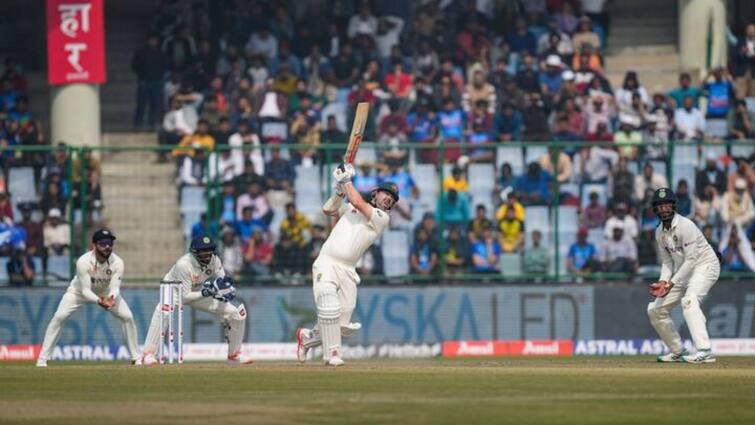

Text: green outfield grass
xmin=2 ymin=357 xmax=755 ymax=425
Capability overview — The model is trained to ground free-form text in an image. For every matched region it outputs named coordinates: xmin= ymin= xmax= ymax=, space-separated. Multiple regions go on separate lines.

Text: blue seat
xmin=496 ymin=146 xmax=524 ymax=175
xmin=180 ymin=187 xmax=206 ymax=214
xmin=381 ymin=230 xmax=409 ymax=277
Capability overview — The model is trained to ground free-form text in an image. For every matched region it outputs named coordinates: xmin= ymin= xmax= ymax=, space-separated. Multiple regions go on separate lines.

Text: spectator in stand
xmin=507 ymin=17 xmax=537 ymax=70
xmin=583 ymin=93 xmax=614 ymax=137
xmin=467 ymin=119 xmax=495 ymax=163
xmin=572 ymin=16 xmax=601 ymax=54
xmin=599 ymin=224 xmax=638 ymax=274
xmin=673 ymin=95 xmax=705 ymax=140
xmin=471 ymin=222 xmax=501 ymax=274
xmin=172 ymin=119 xmax=214 ymax=159
xmin=444 ymin=226 xmax=469 ymax=275
xmin=693 ymin=184 xmax=722 ymax=227
xmin=279 ymin=202 xmax=310 ymax=253
xmin=242 ymin=228 xmax=273 ymax=278
xmin=463 ymin=70 xmax=497 ymax=114
xmin=190 ymin=212 xmax=219 ymax=241
xmin=634 ymin=163 xmax=669 ymax=205
xmin=159 ymin=96 xmax=196 ymax=161
xmin=410 ymin=228 xmax=439 ymax=276
xmin=469 ymin=203 xmax=494 ymax=243
xmin=720 ymin=225 xmax=751 ymax=272
xmin=228 ymin=121 xmax=263 ymax=175
xmin=701 ymin=66 xmax=735 ymax=119
xmin=218 ymin=226 xmax=243 ymax=278
xmin=353 ymin=162 xmax=379 ymax=195
xmin=131 ymin=34 xmax=166 ymax=130
xmin=377 ymin=122 xmax=408 ymax=166
xmin=42 ymin=208 xmax=70 ymax=256
xmin=721 ymin=178 xmax=755 ymax=229
xmin=604 ymin=202 xmax=639 ymax=240
xmin=321 ymin=115 xmax=347 ymax=164
xmin=675 ymin=179 xmax=694 ymax=217
xmin=727 ymin=157 xmax=755 ymax=193
xmin=539 ymin=55 xmax=565 ymax=100
xmin=245 ymin=27 xmax=278 ymax=60
xmin=436 ymin=189 xmax=470 ymax=231
xmin=443 ymin=166 xmax=469 ymax=194
xmin=264 ymin=147 xmax=295 ymax=207
xmin=538 ymin=147 xmax=572 ymax=184
xmin=566 ymin=227 xmax=599 ymax=276
xmin=304 ymin=224 xmax=326 ymax=264
xmin=727 ymin=99 xmax=754 ymax=139
xmin=17 ymin=204 xmax=43 ymax=257
xmin=609 ymin=156 xmax=633 ymax=205
xmin=537 ymin=17 xmax=574 ymax=58
xmin=515 ymin=162 xmax=552 ymax=205
xmin=615 ymin=71 xmax=649 ymax=111
xmin=0 ymin=191 xmax=12 ymax=218
xmin=522 ymin=93 xmax=551 ymax=141
xmin=438 ymin=97 xmax=465 ymax=162
xmin=179 ymin=146 xmax=210 ymax=187
xmin=7 ymin=247 xmax=35 ymax=286
xmin=516 ymin=53 xmax=541 ymax=94
xmin=496 ymin=191 xmax=526 ymax=223
xmin=236 ymin=181 xmax=272 ymax=225
xmin=561 ymin=98 xmax=585 ymax=136
xmin=498 ymin=206 xmax=524 ymax=253
xmin=643 ymin=115 xmax=670 ymax=160
xmin=702 ymin=224 xmax=721 ymax=258
xmin=733 ymin=23 xmax=755 ymax=97
xmin=499 ymin=76 xmax=526 ymax=110
xmin=496 ymin=162 xmax=516 ymax=197
xmin=695 ymin=152 xmax=727 ymax=197
xmin=614 ymin=115 xmax=643 ymax=159
xmin=214 ymin=148 xmax=243 ymax=183
xmin=39 ymin=179 xmax=67 ymax=216
xmin=583 ymin=191 xmax=608 ymax=229
xmin=493 ymin=102 xmax=523 ymax=141
xmin=555 ymin=1 xmax=579 ymax=34
xmin=385 ymin=61 xmax=413 ymax=102
xmin=414 ymin=212 xmax=440 ymax=248
xmin=523 ymin=229 xmax=550 ymax=277
xmin=234 ymin=204 xmax=269 ymax=245
xmin=273 ymin=233 xmax=302 ymax=277
xmin=667 ymin=72 xmax=702 ymax=109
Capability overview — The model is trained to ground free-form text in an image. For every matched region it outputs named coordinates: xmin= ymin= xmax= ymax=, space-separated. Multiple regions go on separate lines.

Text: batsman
xmin=296 ymin=165 xmax=398 ymax=366
xmin=648 ymin=188 xmax=721 ymax=364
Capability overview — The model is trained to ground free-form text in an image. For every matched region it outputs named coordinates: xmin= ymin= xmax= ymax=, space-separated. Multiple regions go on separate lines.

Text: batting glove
xmin=333 ymin=164 xmax=355 ymax=184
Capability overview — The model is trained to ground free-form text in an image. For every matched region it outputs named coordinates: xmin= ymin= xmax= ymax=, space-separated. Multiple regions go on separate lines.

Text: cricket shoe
xmin=227 ymin=352 xmax=254 ymax=365
xmin=325 ymin=348 xmax=344 ymax=367
xmin=296 ymin=327 xmax=311 ymax=363
xmin=657 ymin=349 xmax=689 ymax=363
xmin=682 ymin=349 xmax=716 ymax=364
xmin=36 ymin=357 xmax=47 ymax=368
xmin=140 ymin=353 xmax=159 ymax=366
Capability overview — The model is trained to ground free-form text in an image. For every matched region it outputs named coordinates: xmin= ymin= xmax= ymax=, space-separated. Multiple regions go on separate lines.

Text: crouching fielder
xmin=37 ymin=229 xmax=138 ymax=367
xmin=139 ymin=235 xmax=252 ymax=365
xmin=297 ymin=165 xmax=397 ymax=366
xmin=648 ymin=188 xmax=720 ymax=364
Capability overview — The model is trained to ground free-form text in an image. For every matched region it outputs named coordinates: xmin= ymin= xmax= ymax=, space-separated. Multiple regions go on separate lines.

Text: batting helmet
xmin=190 ymin=235 xmax=216 ymax=264
xmin=651 ymin=188 xmax=676 ymax=221
xmin=372 ymin=182 xmax=399 ymax=203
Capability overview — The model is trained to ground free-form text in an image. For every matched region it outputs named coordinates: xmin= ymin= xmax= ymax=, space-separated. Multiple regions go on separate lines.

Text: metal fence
xmin=0 ymin=139 xmax=753 ymax=286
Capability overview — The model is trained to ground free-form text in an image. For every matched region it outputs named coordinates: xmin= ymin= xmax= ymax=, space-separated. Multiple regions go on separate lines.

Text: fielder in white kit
xmin=139 ymin=235 xmax=253 ymax=365
xmin=648 ymin=188 xmax=721 ymax=364
xmin=37 ymin=229 xmax=138 ymax=367
xmin=296 ymin=164 xmax=397 ymax=366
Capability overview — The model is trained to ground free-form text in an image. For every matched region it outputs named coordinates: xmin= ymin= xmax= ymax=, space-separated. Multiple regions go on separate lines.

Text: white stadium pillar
xmin=50 ymin=83 xmax=101 ymax=147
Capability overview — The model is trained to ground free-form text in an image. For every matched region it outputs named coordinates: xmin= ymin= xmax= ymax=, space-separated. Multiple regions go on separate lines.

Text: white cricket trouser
xmin=142 ymin=296 xmax=247 ymax=358
xmin=39 ymin=290 xmax=139 ymax=361
xmin=647 ymin=261 xmax=720 ymax=353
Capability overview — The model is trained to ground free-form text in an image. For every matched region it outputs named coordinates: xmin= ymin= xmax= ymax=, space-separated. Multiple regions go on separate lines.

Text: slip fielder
xmin=138 ymin=235 xmax=252 ymax=365
xmin=648 ymin=188 xmax=721 ymax=364
xmin=296 ymin=164 xmax=398 ymax=366
xmin=36 ymin=229 xmax=139 ymax=367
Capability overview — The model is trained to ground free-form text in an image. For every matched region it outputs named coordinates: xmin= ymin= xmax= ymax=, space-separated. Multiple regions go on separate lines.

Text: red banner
xmin=442 ymin=340 xmax=574 ymax=358
xmin=0 ymin=345 xmax=41 ymax=361
xmin=46 ymin=0 xmax=106 ymax=85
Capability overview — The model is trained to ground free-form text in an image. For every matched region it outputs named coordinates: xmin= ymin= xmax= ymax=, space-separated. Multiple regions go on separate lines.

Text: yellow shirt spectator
xmin=443 ymin=167 xmax=469 ymax=193
xmin=495 ymin=201 xmax=525 ymax=222
xmin=499 ymin=218 xmax=524 ymax=253
xmin=172 ymin=133 xmax=215 ymax=157
xmin=280 ymin=210 xmax=310 ymax=248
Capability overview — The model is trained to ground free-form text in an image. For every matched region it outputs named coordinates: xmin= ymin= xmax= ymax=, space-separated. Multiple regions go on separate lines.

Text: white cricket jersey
xmin=162 ymin=253 xmax=225 ymax=294
xmin=318 ymin=202 xmax=390 ymax=267
xmin=67 ymin=251 xmax=125 ymax=303
xmin=656 ymin=214 xmax=719 ymax=285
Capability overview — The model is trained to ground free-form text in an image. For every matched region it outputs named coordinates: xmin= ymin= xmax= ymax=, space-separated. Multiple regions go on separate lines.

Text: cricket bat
xmin=343 ymin=102 xmax=369 ymax=164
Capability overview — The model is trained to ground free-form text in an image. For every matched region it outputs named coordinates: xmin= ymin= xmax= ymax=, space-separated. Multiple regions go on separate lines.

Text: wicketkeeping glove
xmin=649 ymin=280 xmax=673 ymax=298
xmin=201 ymin=279 xmax=218 ymax=297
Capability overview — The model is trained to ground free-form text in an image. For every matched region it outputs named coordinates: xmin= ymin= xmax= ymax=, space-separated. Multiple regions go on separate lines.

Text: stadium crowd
xmin=129 ymin=0 xmax=755 ymax=283
xmin=0 ymin=55 xmax=107 ymax=286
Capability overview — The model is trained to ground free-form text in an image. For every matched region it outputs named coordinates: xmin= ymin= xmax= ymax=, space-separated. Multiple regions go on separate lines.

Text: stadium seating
xmin=496 ymin=146 xmax=525 ymax=174
xmin=294 ymin=165 xmax=322 ymax=220
xmin=381 ymin=230 xmax=409 ymax=278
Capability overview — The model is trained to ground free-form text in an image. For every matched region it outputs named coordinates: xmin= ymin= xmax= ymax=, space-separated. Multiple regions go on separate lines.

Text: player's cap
xmin=92 ymin=228 xmax=116 ymax=242
xmin=651 ymin=188 xmax=677 ymax=206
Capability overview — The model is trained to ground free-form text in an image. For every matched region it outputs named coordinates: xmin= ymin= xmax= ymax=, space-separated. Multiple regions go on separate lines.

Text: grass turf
xmin=1 ymin=357 xmax=754 ymax=425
